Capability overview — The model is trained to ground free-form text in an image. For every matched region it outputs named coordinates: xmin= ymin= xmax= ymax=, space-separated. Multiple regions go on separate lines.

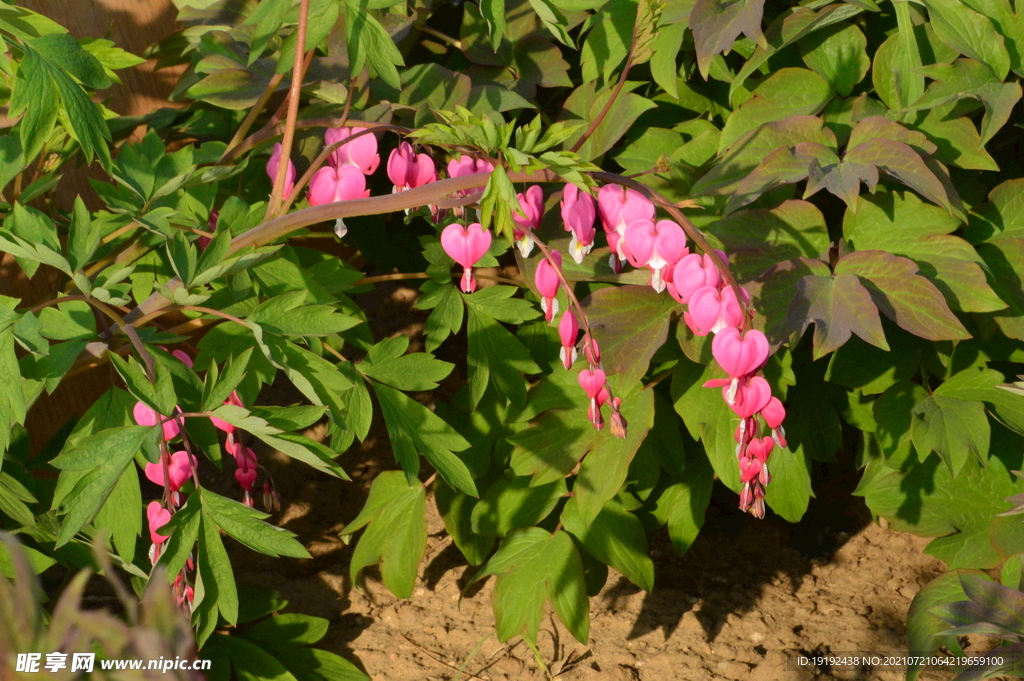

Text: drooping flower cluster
xmin=308 ymin=128 xmax=377 ymax=237
xmin=561 ymin=185 xmax=597 ymax=265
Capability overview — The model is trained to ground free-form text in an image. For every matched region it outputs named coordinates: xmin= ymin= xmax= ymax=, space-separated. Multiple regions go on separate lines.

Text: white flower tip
xmin=334 ymin=217 xmax=348 ymax=239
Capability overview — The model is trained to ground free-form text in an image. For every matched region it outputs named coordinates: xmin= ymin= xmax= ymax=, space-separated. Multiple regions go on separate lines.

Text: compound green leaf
xmin=718 ymin=68 xmax=834 ymax=153
xmin=204 ymin=490 xmax=310 ymax=558
xmin=799 ymin=22 xmax=870 ymax=96
xmin=340 ymin=471 xmax=427 ymax=598
xmin=561 ymin=495 xmax=654 ymax=591
xmin=471 ymin=527 xmax=590 ymax=644
xmin=471 ymin=476 xmax=566 ymax=537
xmin=911 ymin=394 xmax=990 ymax=476
xmin=923 ymin=0 xmax=1011 ymax=79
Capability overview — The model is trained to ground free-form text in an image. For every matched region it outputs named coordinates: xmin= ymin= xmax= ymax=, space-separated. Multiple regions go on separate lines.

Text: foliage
xmin=0 ymin=0 xmax=1023 ymax=675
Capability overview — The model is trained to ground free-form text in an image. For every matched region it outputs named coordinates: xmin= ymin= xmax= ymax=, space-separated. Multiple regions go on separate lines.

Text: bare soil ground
xmin=212 ymin=280 xmax=974 ymax=681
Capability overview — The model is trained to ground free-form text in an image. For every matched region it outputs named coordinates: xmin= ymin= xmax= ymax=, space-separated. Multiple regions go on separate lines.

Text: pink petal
xmin=623 ymin=219 xmax=655 ymax=267
xmin=712 ymin=327 xmax=769 ymax=378
xmin=578 ymin=369 xmax=607 ymax=400
xmin=147 ymin=501 xmax=171 ymax=545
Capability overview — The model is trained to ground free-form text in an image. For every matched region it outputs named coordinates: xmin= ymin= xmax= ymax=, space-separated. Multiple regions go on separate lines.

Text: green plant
xmin=0 ymin=0 xmax=1023 ymax=676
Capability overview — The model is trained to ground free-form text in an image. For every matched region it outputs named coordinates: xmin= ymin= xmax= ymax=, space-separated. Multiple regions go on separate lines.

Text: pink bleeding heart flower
xmin=578 ymin=368 xmax=607 ymax=401
xmin=561 ymin=185 xmax=597 ymax=265
xmin=211 ymin=391 xmax=245 ymax=433
xmin=197 ymin=209 xmax=219 ymax=250
xmin=597 ymin=185 xmax=655 ymax=269
xmin=308 ymin=164 xmax=370 ymax=207
xmin=145 ymin=450 xmax=198 ymax=492
xmin=235 ymin=467 xmax=258 ymax=492
xmin=739 ymin=456 xmax=763 ymax=484
xmin=583 ymin=334 xmax=600 ymax=365
xmin=748 ymin=436 xmax=775 ymax=465
xmin=448 ymin=155 xmax=494 ymax=179
xmin=623 ymin=219 xmax=688 ymax=293
xmin=147 ymin=501 xmax=171 ymax=545
xmin=761 ymin=396 xmax=787 ymax=448
xmin=684 ymin=285 xmax=745 ymax=336
xmin=326 ymin=127 xmax=380 ymax=175
xmin=712 ymin=328 xmax=769 ymax=380
xmin=727 ymin=376 xmax=773 ymax=419
xmin=267 ymin=143 xmax=296 ymax=197
xmin=134 ymin=402 xmax=180 ymax=442
xmin=534 ymin=250 xmax=562 ymax=321
xmin=387 ymin=141 xmax=437 ymax=191
xmin=668 ymin=252 xmax=723 ymax=304
xmin=171 ymin=349 xmax=193 ymax=368
xmin=558 ymin=309 xmax=579 ymax=370
xmin=441 ymin=222 xmax=492 ymax=293
xmin=226 ymin=437 xmax=258 ymax=470
xmin=512 ymin=185 xmax=544 ymax=257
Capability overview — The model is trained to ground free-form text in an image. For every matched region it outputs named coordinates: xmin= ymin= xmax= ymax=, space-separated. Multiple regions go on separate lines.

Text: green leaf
xmin=580 ymin=0 xmax=637 ymax=83
xmin=691 ymin=115 xmax=837 ymax=197
xmin=0 ymin=472 xmax=38 ymax=527
xmin=340 ymin=471 xmax=427 ymax=598
xmin=923 ymin=0 xmax=1011 ymax=80
xmin=844 ymin=191 xmax=1004 ymax=314
xmin=462 ymin=286 xmax=540 ymax=324
xmin=859 ymin=442 xmax=1024 ymax=569
xmin=671 ymin=359 xmax=742 ymax=492
xmin=244 ymin=0 xmax=292 ymax=64
xmin=345 ymin=0 xmax=404 ymax=90
xmin=891 ymin=1 xmax=925 ymax=112
xmin=835 ymin=250 xmax=971 ymax=341
xmin=416 ymin=282 xmax=464 ymax=352
xmin=481 ymin=0 xmax=507 ymax=51
xmin=689 ymin=0 xmax=767 ymax=79
xmin=905 ymin=570 xmax=973 ymax=680
xmin=29 ymin=33 xmax=110 ymax=89
xmin=434 ymin=480 xmax=494 ymax=565
xmin=711 ymin=200 xmax=830 ymax=281
xmin=199 ymin=513 xmax=239 ymax=628
xmin=471 ymin=528 xmax=590 ymax=644
xmin=579 ymin=285 xmax=677 ymax=386
xmin=10 ymin=50 xmax=58 ymax=164
xmin=651 ymin=21 xmax=686 ymax=97
xmin=798 ymin=22 xmax=869 ymax=97
xmin=471 ymin=476 xmax=566 ymax=537
xmin=911 ymin=58 xmax=1023 ymax=145
xmin=155 ymin=494 xmax=202 ymax=580
xmin=203 ymin=490 xmax=309 ymax=558
xmin=372 ymin=382 xmax=476 ymax=496
xmin=560 ymin=81 xmax=657 ymax=161
xmin=360 ymin=340 xmax=454 ymax=391
xmin=874 ymin=380 xmax=930 ymax=457
xmin=40 ymin=54 xmax=111 ymax=167
xmin=242 ymin=613 xmax=329 ymax=648
xmin=50 ymin=425 xmax=152 ymax=471
xmin=467 ymin=307 xmax=541 ymax=408
xmin=528 ymin=0 xmax=574 ymax=47
xmin=561 ymin=496 xmax=654 ymax=592
xmin=718 ymin=68 xmax=834 ymax=153
xmin=66 ymin=197 xmax=99 ymax=273
xmin=202 ymin=349 xmax=254 ymax=412
xmin=92 ymin=466 xmax=140 ymax=563
xmin=911 ymin=394 xmax=990 ymax=475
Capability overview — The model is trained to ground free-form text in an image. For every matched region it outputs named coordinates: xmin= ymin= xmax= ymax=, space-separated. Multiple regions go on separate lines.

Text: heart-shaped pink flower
xmin=668 ymin=253 xmax=723 ymax=304
xmin=448 ymin=155 xmax=494 ymax=178
xmin=235 ymin=467 xmax=258 ymax=491
xmin=267 ymin=143 xmax=296 ymax=196
xmin=712 ymin=327 xmax=769 ymax=378
xmin=308 ymin=164 xmax=370 ymax=207
xmin=623 ymin=219 xmax=688 ymax=292
xmin=739 ymin=456 xmax=763 ymax=484
xmin=145 ymin=450 xmax=198 ymax=492
xmin=442 ymin=223 xmax=492 ymax=293
xmin=133 ymin=402 xmax=180 ymax=442
xmin=597 ymin=185 xmax=654 ymax=264
xmin=761 ymin=396 xmax=786 ymax=429
xmin=684 ymin=285 xmax=745 ymax=336
xmin=727 ymin=376 xmax=773 ymax=419
xmin=748 ymin=436 xmax=775 ymax=464
xmin=227 ymin=438 xmax=258 ymax=470
xmin=147 ymin=501 xmax=171 ymax=545
xmin=561 ymin=185 xmax=596 ymax=264
xmin=534 ymin=250 xmax=562 ymax=320
xmin=512 ymin=185 xmax=544 ymax=257
xmin=326 ymin=127 xmax=380 ymax=175
xmin=578 ymin=368 xmax=607 ymax=400
xmin=387 ymin=141 xmax=436 ymax=190
xmin=558 ymin=309 xmax=579 ymax=370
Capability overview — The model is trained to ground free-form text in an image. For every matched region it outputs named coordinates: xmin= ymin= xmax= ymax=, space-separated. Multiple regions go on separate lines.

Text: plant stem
xmin=354 ymin=272 xmax=521 ymax=286
xmin=221 ymin=72 xmax=286 ymax=161
xmin=570 ymin=29 xmax=638 ymax=154
xmin=179 ymin=306 xmax=250 ymax=328
xmin=267 ymin=0 xmax=310 ymax=219
xmin=415 ymin=24 xmax=462 ymax=49
xmin=222 ymin=118 xmax=410 ymax=165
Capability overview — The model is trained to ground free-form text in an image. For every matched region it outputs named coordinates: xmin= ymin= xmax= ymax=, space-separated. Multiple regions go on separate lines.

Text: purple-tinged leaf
xmin=580 ymin=285 xmax=678 ymax=387
xmin=713 ymin=200 xmax=830 ymax=280
xmin=788 ymin=272 xmax=889 ymax=358
xmin=905 ymin=570 xmax=973 ymax=680
xmin=835 ymin=250 xmax=971 ymax=341
xmin=691 ymin=115 xmax=837 ymax=196
xmin=843 ymin=192 xmax=1005 ymax=313
xmin=689 ymin=0 xmax=766 ymax=79
xmin=846 ymin=115 xmax=938 ymax=154
xmin=725 ymin=142 xmax=838 ymax=214
xmin=746 ymin=257 xmax=831 ymax=347
xmin=843 ymin=138 xmax=963 ymax=217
